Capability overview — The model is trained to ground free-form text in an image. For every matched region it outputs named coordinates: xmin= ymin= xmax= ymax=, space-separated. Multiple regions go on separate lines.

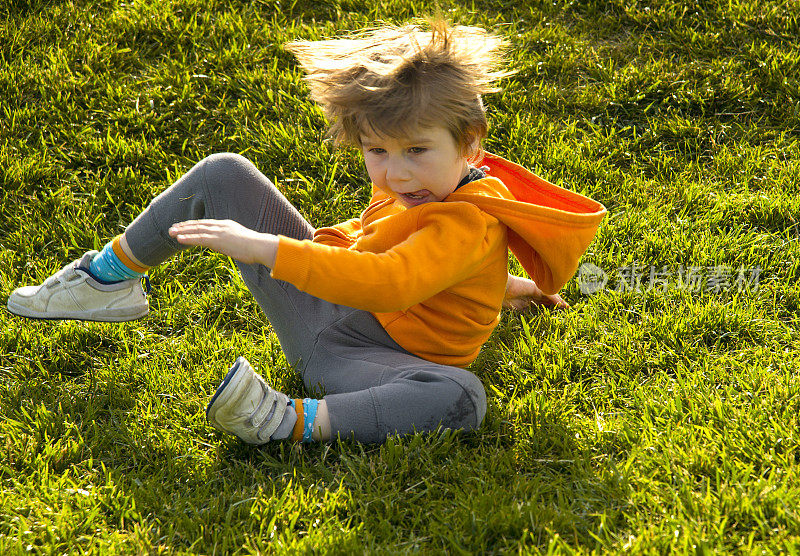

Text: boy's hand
xmin=169 ymin=219 xmax=279 ymax=267
xmin=503 ymin=274 xmax=569 ymax=311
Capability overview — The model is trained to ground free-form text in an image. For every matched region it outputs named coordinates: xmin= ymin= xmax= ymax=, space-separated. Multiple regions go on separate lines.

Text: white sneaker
xmin=6 ymin=251 xmax=149 ymax=322
xmin=206 ymin=357 xmax=291 ymax=445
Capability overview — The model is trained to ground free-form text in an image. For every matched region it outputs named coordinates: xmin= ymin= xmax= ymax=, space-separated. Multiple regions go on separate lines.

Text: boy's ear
xmin=464 ymin=135 xmax=481 ymax=161
xmin=463 ymin=135 xmax=479 ymax=158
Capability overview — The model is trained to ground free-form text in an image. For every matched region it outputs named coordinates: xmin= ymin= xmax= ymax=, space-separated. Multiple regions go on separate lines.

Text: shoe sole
xmin=206 ymin=359 xmax=248 ymax=425
xmin=6 ymin=300 xmax=149 ymax=322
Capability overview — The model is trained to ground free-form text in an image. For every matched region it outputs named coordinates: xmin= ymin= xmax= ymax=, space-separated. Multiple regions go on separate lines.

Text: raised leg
xmin=123 ymin=152 xmax=353 ymax=365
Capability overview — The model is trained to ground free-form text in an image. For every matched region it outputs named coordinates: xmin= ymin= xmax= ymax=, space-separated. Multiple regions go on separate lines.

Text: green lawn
xmin=1 ymin=0 xmax=799 ymax=552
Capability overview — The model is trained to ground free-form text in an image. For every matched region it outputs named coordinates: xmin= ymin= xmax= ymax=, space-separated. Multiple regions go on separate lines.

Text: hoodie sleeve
xmin=270 ymin=203 xmax=495 ymax=313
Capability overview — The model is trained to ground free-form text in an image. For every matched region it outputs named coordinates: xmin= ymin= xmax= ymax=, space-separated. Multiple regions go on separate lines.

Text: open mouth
xmin=400 ymin=190 xmax=431 ymax=205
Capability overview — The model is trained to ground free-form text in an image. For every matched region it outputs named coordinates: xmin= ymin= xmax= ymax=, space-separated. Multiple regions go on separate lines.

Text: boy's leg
xmin=206 ymin=307 xmax=487 ymax=445
xmin=9 ymin=152 xmax=346 ymax=363
xmin=123 ymin=152 xmax=351 ymax=364
xmin=301 ymin=310 xmax=488 ymax=443
xmin=124 ymin=152 xmax=313 ymax=266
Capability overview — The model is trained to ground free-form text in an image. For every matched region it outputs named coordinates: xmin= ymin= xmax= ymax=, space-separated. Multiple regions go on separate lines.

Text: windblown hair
xmin=285 ymin=19 xmax=511 ymax=158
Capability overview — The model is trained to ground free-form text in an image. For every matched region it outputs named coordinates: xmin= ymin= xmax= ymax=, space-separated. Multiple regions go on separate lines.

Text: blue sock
xmin=302 ymin=398 xmax=319 ymax=443
xmin=89 ymin=241 xmax=146 ymax=283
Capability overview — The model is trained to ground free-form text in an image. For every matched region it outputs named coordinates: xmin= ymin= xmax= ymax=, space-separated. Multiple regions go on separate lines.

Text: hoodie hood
xmin=446 ymin=151 xmax=607 ymax=295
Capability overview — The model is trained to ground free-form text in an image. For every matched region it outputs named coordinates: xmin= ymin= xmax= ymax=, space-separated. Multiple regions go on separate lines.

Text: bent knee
xmin=202 ymin=152 xmax=260 ymax=191
xmin=440 ymin=368 xmax=487 ymax=431
xmin=199 ymin=153 xmax=274 ymax=222
xmin=203 ymin=152 xmax=255 ymax=172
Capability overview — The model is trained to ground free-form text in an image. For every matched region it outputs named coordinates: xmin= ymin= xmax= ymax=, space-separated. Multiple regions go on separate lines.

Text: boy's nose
xmin=385 ymin=159 xmax=411 ymax=182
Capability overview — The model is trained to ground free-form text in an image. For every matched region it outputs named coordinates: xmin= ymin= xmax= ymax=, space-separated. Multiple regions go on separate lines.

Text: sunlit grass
xmin=1 ymin=0 xmax=799 ymax=552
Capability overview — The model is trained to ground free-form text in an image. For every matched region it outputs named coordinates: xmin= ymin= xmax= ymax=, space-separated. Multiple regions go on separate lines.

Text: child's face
xmin=360 ymin=125 xmax=470 ymax=208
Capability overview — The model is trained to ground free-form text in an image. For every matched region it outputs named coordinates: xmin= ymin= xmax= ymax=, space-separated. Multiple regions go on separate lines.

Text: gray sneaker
xmin=6 ymin=251 xmax=149 ymax=322
xmin=206 ymin=357 xmax=291 ymax=445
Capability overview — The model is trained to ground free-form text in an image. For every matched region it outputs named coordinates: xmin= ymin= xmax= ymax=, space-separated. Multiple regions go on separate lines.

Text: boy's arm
xmin=271 ymin=223 xmax=494 ymax=312
xmin=503 ymin=273 xmax=568 ymax=311
xmin=168 ymin=220 xmax=568 ymax=312
xmin=170 ymin=206 xmax=496 ymax=313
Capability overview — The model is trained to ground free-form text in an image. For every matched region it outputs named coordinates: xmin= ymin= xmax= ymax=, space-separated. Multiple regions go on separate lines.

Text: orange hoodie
xmin=271 ymin=152 xmax=607 ymax=367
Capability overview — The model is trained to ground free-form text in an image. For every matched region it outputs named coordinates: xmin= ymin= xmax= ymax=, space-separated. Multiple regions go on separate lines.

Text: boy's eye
xmin=368 ymin=147 xmax=386 ymax=154
xmin=409 ymin=147 xmax=427 ymax=154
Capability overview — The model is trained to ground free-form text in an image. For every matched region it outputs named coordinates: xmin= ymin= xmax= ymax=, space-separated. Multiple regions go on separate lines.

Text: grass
xmin=1 ymin=0 xmax=799 ymax=552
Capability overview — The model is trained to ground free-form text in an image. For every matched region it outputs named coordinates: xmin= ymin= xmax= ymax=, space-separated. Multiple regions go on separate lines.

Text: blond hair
xmin=285 ymin=19 xmax=511 ymax=158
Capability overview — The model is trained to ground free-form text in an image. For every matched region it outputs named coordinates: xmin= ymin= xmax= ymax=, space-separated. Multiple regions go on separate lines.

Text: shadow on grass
xmin=492 ymin=400 xmax=633 ymax=549
xmin=2 ymin=340 xmax=631 ymax=551
xmin=2 ymin=0 xmax=70 ymax=19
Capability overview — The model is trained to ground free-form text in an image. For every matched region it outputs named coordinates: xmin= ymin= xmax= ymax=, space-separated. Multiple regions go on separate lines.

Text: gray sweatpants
xmin=125 ymin=153 xmax=487 ymax=443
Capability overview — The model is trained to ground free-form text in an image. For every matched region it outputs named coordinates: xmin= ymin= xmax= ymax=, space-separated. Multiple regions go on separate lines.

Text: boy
xmin=7 ymin=20 xmax=606 ymax=444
